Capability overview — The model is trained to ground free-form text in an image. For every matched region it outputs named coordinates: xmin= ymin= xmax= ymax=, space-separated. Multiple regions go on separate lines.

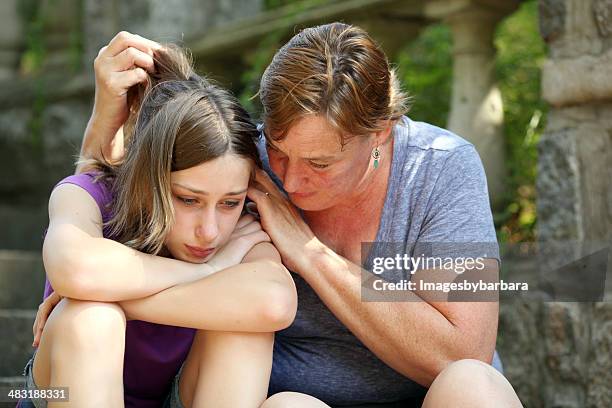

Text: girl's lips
xmin=185 ymin=244 xmax=215 ymax=258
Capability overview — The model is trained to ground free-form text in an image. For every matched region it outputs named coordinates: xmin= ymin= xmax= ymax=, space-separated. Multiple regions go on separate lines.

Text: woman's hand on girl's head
xmin=206 ymin=214 xmax=271 ymax=272
xmin=93 ymin=31 xmax=160 ymax=130
xmin=80 ymin=32 xmax=161 ymax=168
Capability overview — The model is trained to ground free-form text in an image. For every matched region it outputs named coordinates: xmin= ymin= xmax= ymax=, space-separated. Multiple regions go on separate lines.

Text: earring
xmin=372 ymin=146 xmax=381 ymax=169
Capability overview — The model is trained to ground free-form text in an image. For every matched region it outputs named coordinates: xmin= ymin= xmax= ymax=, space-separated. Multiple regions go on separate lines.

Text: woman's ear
xmin=374 ymin=120 xmax=393 ymax=146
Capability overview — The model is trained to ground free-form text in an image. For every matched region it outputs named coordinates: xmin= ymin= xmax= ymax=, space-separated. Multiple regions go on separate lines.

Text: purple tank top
xmin=43 ymin=173 xmax=196 ymax=408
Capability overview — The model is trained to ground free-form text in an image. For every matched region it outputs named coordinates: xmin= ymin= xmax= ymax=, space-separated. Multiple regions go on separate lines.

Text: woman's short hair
xmin=259 ymin=22 xmax=409 ymax=143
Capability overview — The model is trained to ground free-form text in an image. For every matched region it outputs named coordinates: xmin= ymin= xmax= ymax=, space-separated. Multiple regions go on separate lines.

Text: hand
xmin=206 ymin=213 xmax=271 ymax=272
xmin=32 ymin=291 xmax=63 ymax=348
xmin=87 ymin=31 xmax=161 ymax=162
xmin=247 ymin=169 xmax=322 ymax=274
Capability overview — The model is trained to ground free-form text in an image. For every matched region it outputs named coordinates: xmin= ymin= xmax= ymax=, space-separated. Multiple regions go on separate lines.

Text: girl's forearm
xmin=44 ymin=223 xmax=214 ymax=302
xmin=119 ymin=260 xmax=296 ymax=332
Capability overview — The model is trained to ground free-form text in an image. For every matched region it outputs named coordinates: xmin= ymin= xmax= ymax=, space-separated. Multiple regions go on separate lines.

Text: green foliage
xmin=18 ymin=0 xmax=46 ymax=75
xmin=396 ymin=24 xmax=452 ymax=128
xmin=16 ymin=0 xmax=84 ymax=150
xmin=395 ymin=0 xmax=545 ymax=242
xmin=239 ymin=0 xmax=332 ymax=116
xmin=17 ymin=0 xmax=46 ymax=150
xmin=239 ymin=30 xmax=284 ymax=116
xmin=494 ymin=0 xmax=547 ymax=243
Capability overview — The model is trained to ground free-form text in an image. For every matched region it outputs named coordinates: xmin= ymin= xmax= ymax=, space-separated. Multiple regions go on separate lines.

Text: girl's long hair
xmin=86 ymin=45 xmax=261 ymax=254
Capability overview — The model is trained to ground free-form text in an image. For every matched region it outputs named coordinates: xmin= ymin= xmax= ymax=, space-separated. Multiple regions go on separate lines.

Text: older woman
xmin=73 ymin=24 xmax=522 ymax=407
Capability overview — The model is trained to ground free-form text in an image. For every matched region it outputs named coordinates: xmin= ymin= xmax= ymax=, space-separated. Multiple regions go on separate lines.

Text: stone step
xmin=0 ymin=251 xmax=45 ymax=310
xmin=0 ymin=377 xmax=25 ymax=408
xmin=0 ymin=310 xmax=36 ymax=378
xmin=0 ymin=204 xmax=48 ymax=251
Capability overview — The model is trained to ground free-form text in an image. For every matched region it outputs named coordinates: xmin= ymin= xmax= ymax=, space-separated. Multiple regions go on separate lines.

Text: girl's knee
xmin=46 ymin=298 xmax=126 ymax=346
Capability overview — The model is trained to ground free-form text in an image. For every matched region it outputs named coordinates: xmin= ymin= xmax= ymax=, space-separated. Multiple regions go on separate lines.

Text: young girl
xmin=18 ymin=44 xmax=300 ymax=408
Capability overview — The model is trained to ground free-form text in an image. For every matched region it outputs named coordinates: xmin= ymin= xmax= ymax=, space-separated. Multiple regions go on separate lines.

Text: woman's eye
xmin=309 ymin=161 xmax=329 ymax=169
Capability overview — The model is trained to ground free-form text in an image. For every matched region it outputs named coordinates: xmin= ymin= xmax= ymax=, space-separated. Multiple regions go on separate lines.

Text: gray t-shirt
xmin=257 ymin=116 xmax=502 ymax=406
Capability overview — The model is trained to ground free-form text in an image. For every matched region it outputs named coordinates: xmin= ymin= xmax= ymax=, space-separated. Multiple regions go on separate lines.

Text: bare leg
xmin=32 ymin=298 xmax=126 ymax=408
xmin=177 ymin=330 xmax=274 ymax=408
xmin=260 ymin=392 xmax=330 ymax=408
xmin=422 ymin=359 xmax=523 ymax=408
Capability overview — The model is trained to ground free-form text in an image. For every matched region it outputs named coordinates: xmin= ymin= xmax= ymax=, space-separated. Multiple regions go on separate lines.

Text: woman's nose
xmin=282 ymin=160 xmax=304 ymax=193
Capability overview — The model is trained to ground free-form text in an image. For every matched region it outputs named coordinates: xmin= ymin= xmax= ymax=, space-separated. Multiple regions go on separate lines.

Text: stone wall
xmin=497 ymin=1 xmax=612 ymax=407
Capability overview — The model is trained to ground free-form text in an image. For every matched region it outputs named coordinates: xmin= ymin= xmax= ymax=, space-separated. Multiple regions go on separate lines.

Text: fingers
xmin=32 ymin=313 xmax=38 ymax=340
xmin=109 ymin=68 xmax=149 ymax=94
xmin=245 ymin=201 xmax=259 ymax=217
xmin=247 ymin=185 xmax=270 ymax=204
xmin=113 ymin=46 xmax=156 ymax=73
xmin=245 ymin=230 xmax=271 ymax=246
xmin=33 ymin=317 xmax=44 ymax=347
xmin=104 ymin=31 xmax=161 ymax=58
xmin=32 ymin=293 xmax=62 ymax=347
xmin=235 ymin=219 xmax=264 ymax=236
xmin=254 ymin=169 xmax=282 ymax=197
xmin=235 ymin=213 xmax=257 ymax=229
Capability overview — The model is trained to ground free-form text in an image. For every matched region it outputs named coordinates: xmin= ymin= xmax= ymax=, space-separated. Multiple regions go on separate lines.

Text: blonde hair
xmin=88 ymin=45 xmax=261 ymax=254
xmin=259 ymin=22 xmax=409 ymax=142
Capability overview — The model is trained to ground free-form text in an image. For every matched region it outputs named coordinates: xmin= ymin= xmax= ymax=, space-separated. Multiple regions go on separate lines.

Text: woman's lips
xmin=185 ymin=244 xmax=215 ymax=259
xmin=289 ymin=191 xmax=315 ymax=198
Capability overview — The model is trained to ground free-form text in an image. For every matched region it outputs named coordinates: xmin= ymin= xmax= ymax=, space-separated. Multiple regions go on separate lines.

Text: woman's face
xmin=266 ymin=114 xmax=377 ymax=211
xmin=164 ymin=154 xmax=252 ymax=263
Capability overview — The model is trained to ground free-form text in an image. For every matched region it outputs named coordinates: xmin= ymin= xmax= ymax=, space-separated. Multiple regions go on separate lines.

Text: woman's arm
xmin=77 ymin=31 xmax=160 ymax=173
xmin=44 ymin=183 xmax=214 ymax=301
xmin=118 ymin=242 xmax=297 ymax=332
xmin=247 ymin=169 xmax=498 ymax=387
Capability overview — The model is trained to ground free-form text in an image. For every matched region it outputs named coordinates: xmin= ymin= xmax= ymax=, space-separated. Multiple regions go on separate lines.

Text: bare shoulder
xmin=48 ymin=183 xmax=103 ymax=237
xmin=242 ymin=242 xmax=282 ymax=264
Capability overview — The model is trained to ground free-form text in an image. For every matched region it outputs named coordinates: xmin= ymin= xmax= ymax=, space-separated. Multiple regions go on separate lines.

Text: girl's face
xmin=164 ymin=154 xmax=252 ymax=263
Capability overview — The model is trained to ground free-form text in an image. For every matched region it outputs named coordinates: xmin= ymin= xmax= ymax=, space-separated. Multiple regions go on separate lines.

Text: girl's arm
xmin=44 ymin=183 xmax=214 ymax=301
xmin=118 ymin=242 xmax=297 ymax=332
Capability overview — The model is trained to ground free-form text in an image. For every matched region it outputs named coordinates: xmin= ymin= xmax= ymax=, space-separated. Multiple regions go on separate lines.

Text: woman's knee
xmin=423 ymin=359 xmax=523 ymax=408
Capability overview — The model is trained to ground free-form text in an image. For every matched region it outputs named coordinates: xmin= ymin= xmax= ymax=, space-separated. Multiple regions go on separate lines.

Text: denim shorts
xmin=19 ymin=350 xmax=185 ymax=408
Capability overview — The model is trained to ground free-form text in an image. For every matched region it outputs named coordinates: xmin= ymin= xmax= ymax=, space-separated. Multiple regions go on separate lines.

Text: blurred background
xmin=0 ymin=0 xmax=610 ymax=407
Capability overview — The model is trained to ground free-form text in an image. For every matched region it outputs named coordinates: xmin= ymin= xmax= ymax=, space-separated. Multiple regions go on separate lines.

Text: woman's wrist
xmin=298 ymin=238 xmax=331 ymax=279
xmin=82 ymin=112 xmax=125 ymax=163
